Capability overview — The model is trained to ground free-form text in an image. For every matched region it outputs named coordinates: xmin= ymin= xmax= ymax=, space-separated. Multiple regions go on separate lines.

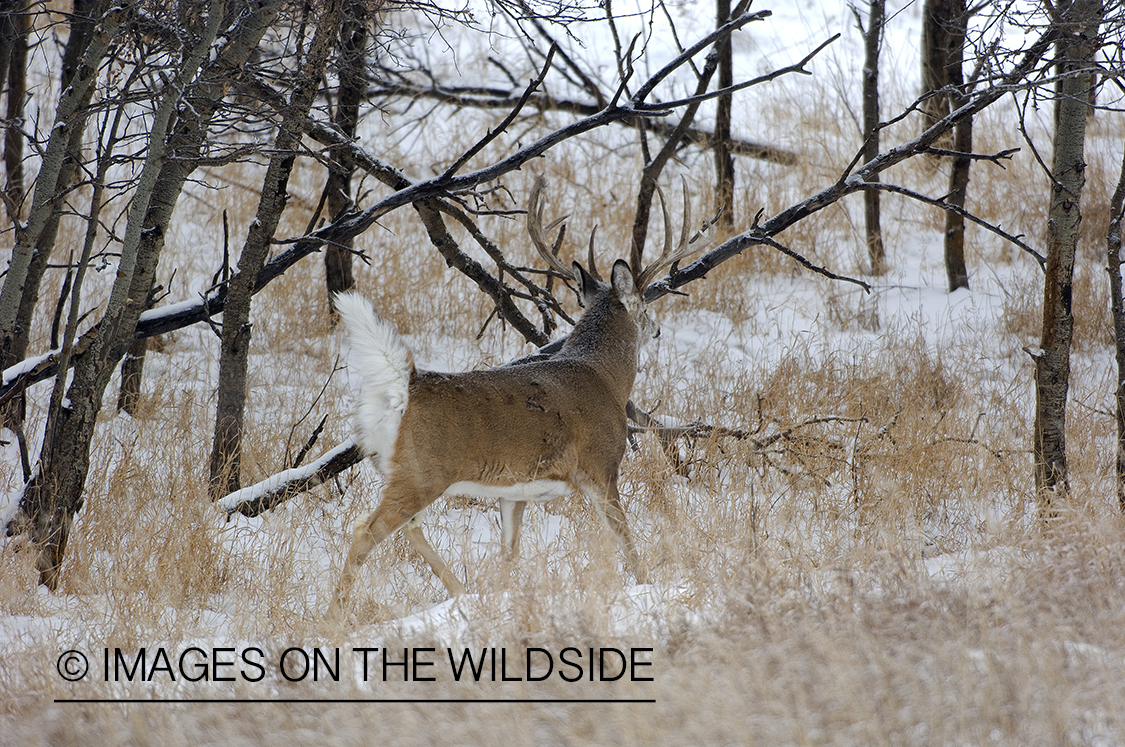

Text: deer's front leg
xmin=583 ymin=477 xmax=649 ymax=585
xmin=500 ymin=499 xmax=527 ymax=560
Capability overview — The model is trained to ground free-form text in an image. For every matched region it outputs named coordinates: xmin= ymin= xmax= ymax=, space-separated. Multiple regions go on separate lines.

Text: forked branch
xmin=859 ymin=181 xmax=1045 ymax=268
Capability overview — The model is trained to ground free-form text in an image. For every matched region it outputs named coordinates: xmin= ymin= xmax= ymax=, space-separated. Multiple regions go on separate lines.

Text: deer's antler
xmin=527 ymin=176 xmax=578 ymax=283
xmin=634 ymin=178 xmax=717 ymax=290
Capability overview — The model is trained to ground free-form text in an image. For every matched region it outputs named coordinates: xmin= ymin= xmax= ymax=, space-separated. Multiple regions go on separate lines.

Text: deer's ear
xmin=574 ymin=261 xmax=597 ymax=307
xmin=611 ymin=259 xmax=638 ymax=299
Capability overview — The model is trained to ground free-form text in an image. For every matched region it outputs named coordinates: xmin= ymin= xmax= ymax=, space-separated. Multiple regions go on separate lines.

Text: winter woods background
xmin=3 ymin=0 xmax=1125 ymax=742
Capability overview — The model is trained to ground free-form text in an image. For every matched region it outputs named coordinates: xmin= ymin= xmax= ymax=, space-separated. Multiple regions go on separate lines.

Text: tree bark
xmin=1033 ymin=0 xmax=1103 ymax=519
xmin=59 ymin=0 xmax=101 ymax=90
xmin=944 ymin=115 xmax=971 ymax=292
xmin=932 ymin=0 xmax=970 ymax=291
xmin=116 ymin=286 xmax=161 ymax=416
xmin=209 ymin=1 xmax=343 ymax=499
xmin=323 ymin=1 xmax=368 ymax=311
xmin=713 ymin=0 xmax=735 ymax=237
xmin=1 ymin=0 xmax=28 ymax=224
xmin=861 ymin=0 xmax=886 ymax=275
xmin=920 ymin=0 xmax=971 ymax=289
xmin=0 ymin=0 xmax=29 ymax=429
xmin=920 ymin=0 xmax=957 ymax=134
xmin=15 ymin=0 xmax=282 ymax=589
xmin=116 ymin=339 xmax=148 ymax=415
xmin=1107 ymin=145 xmax=1125 ymax=512
xmin=0 ymin=1 xmax=114 ymax=428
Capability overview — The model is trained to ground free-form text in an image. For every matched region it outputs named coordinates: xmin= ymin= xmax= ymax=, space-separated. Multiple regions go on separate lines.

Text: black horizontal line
xmin=54 ymin=698 xmax=657 ymax=704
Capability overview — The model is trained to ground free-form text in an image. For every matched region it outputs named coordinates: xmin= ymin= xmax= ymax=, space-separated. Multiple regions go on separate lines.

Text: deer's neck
xmin=558 ymin=297 xmax=640 ymax=404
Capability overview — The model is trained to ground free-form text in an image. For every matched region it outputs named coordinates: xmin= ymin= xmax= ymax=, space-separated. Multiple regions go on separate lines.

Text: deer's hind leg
xmin=402 ymin=511 xmax=466 ymax=596
xmin=328 ymin=479 xmax=443 ymax=619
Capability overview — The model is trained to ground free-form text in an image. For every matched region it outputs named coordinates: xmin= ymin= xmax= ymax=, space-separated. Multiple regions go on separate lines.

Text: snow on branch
xmin=219 ymin=439 xmax=364 ymax=518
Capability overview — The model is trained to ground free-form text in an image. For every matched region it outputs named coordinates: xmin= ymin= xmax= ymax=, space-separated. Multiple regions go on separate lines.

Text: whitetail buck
xmin=328 ymin=176 xmax=709 ymax=618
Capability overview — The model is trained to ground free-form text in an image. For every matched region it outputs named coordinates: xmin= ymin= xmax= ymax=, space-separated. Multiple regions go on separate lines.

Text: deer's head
xmin=526 ymin=176 xmax=711 ymax=354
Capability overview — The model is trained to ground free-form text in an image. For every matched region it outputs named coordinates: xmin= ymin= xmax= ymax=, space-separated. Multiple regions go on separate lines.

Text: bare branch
xmin=633 ymin=9 xmax=771 ymax=101
xmin=633 ymin=32 xmax=841 ymax=112
xmin=366 ymin=78 xmax=798 ymax=164
xmin=858 ymin=181 xmax=1046 ymax=268
xmin=754 ymin=232 xmax=872 ymax=293
xmin=922 ymin=146 xmax=1020 ymax=163
xmin=440 ymin=43 xmax=558 ymax=180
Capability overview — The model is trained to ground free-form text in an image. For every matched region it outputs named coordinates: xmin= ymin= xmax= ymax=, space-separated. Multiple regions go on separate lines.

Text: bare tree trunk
xmin=943 ymin=111 xmax=971 ymax=291
xmin=116 ymin=285 xmax=161 ymax=415
xmin=324 ymin=1 xmax=368 ymax=311
xmin=116 ymin=340 xmax=148 ymax=415
xmin=920 ymin=0 xmax=970 ymax=289
xmin=60 ymin=0 xmax=100 ymax=90
xmin=941 ymin=0 xmax=970 ymax=293
xmin=1108 ymin=145 xmax=1125 ymax=512
xmin=938 ymin=0 xmax=969 ymax=291
xmin=1 ymin=0 xmax=28 ymax=224
xmin=0 ymin=0 xmax=29 ymax=432
xmin=209 ymin=3 xmax=343 ymax=499
xmin=713 ymin=0 xmax=735 ymax=237
xmin=15 ymin=0 xmax=282 ymax=589
xmin=0 ymin=5 xmax=10 ymax=95
xmin=0 ymin=1 xmax=113 ymax=428
xmin=1033 ymin=0 xmax=1103 ymax=520
xmin=920 ymin=0 xmax=956 ymax=136
xmin=860 ymin=0 xmax=886 ymax=275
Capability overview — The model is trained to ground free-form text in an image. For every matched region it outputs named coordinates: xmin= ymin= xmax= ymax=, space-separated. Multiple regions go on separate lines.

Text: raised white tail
xmin=332 ymin=292 xmax=412 ymax=474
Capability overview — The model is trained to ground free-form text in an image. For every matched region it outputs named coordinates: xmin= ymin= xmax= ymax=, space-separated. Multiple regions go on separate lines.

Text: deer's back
xmin=390 ymin=360 xmax=629 ymax=491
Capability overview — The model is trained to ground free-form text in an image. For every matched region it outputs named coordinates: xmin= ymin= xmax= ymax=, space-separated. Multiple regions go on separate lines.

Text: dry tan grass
xmin=4 ymin=535 xmax=1125 ymax=745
